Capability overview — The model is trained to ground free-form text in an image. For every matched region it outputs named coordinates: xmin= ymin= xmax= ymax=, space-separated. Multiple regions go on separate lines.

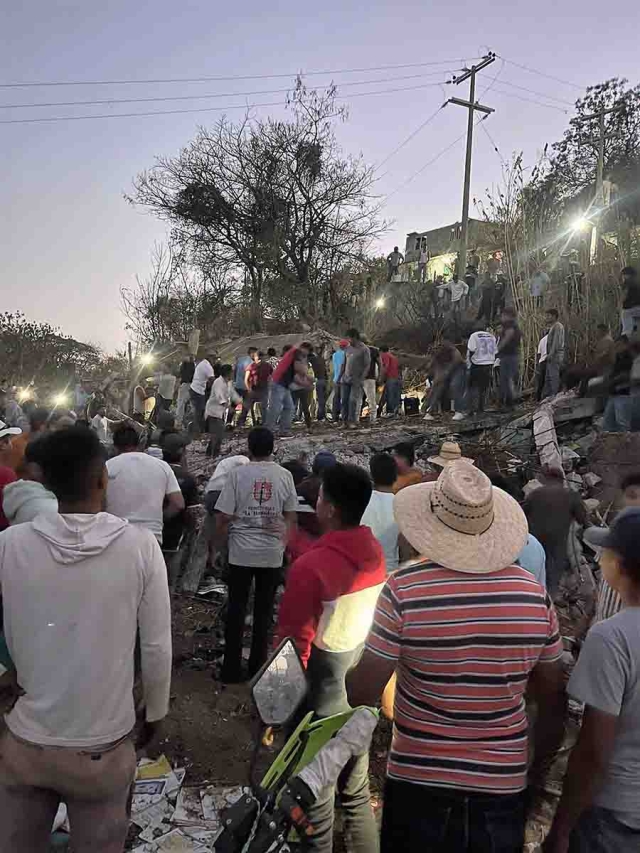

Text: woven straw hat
xmin=393 ymin=460 xmax=528 ymax=573
xmin=428 ymin=440 xmax=474 ymax=468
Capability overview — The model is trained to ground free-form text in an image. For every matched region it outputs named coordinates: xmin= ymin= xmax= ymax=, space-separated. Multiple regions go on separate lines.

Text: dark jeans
xmin=385 ymin=378 xmax=402 ymax=414
xmin=569 ymin=806 xmax=640 ymax=852
xmin=381 ymin=779 xmax=526 ymax=853
xmin=206 ymin=416 xmax=225 ymax=458
xmin=536 ymin=361 xmax=547 ymax=401
xmin=499 ymin=353 xmax=519 ymax=407
xmin=468 ymin=364 xmax=492 ymax=413
xmin=338 ymin=383 xmax=352 ymax=422
xmin=221 ymin=564 xmax=281 ymax=683
xmin=332 ymin=382 xmax=344 ymax=420
xmin=238 ymin=388 xmax=269 ymax=426
xmin=292 ymin=388 xmax=312 ymax=428
xmin=189 ymin=389 xmax=206 ymax=432
xmin=316 ymin=379 xmax=327 ymax=421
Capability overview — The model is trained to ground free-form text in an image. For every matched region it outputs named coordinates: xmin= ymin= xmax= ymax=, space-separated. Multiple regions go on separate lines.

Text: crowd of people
xmin=1 ymin=384 xmax=639 ymax=852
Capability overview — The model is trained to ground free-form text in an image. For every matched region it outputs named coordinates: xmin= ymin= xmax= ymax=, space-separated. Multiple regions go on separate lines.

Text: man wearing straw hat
xmin=348 ymin=460 xmax=566 ymax=852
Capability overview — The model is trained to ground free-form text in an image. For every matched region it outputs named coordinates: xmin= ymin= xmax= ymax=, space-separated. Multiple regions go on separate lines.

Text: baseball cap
xmin=0 ymin=419 xmax=22 ymax=440
xmin=339 ymin=339 xmax=349 ymax=349
xmin=584 ymin=507 xmax=640 ymax=553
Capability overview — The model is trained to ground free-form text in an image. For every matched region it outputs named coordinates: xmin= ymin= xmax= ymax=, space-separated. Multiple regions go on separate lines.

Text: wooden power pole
xmin=447 ymin=53 xmax=496 ymax=277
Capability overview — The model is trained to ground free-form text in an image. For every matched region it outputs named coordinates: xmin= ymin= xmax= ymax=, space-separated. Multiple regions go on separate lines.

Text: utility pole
xmin=576 ymin=102 xmax=625 ymax=260
xmin=446 ymin=53 xmax=496 ymax=278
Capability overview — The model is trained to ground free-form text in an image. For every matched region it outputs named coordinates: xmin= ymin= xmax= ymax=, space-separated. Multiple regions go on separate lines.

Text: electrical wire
xmin=374 ymin=103 xmax=446 ymax=174
xmin=490 ymin=87 xmax=571 ymax=114
xmin=0 ymin=71 xmax=456 ymax=111
xmin=0 ymin=57 xmax=484 ymax=89
xmin=480 ymin=120 xmax=506 ymax=166
xmin=0 ymin=80 xmax=449 ymax=125
xmin=384 ymin=114 xmax=488 ymax=202
xmin=493 ymin=79 xmax=575 ymax=106
xmin=495 ymin=55 xmax=584 ymax=91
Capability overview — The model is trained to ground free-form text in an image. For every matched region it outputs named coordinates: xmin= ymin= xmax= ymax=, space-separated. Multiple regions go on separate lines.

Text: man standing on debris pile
xmin=176 ymin=353 xmax=195 ymax=426
xmin=0 ymin=427 xmax=172 ymax=852
xmin=331 ymin=340 xmax=349 ymax=422
xmin=524 ymin=466 xmax=587 ymax=597
xmin=465 ymin=322 xmax=497 ymax=416
xmin=216 ymin=427 xmax=298 ymax=683
xmin=603 ymin=337 xmax=635 ymax=432
xmin=543 ymin=309 xmax=565 ymax=399
xmin=545 ymin=510 xmax=640 ymax=853
xmin=275 ymin=462 xmax=385 ymax=853
xmin=238 ymin=351 xmax=272 ymax=428
xmin=267 ymin=343 xmax=313 ymax=436
xmin=363 ymin=340 xmax=380 ymax=423
xmin=308 ymin=345 xmax=328 ymax=422
xmin=497 ymin=306 xmax=522 ymax=410
xmin=348 ymin=461 xmax=566 ymax=853
xmin=190 ymin=353 xmax=215 ymax=433
xmin=378 ymin=345 xmax=401 ymax=417
xmin=423 ymin=335 xmax=466 ymax=422
xmin=205 ymin=364 xmax=242 ymax=457
xmin=106 ymin=424 xmax=185 ymax=545
xmin=340 ymin=329 xmax=371 ymax=429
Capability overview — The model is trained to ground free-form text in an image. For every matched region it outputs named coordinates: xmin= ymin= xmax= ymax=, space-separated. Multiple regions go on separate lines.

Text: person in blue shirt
xmin=331 ymin=341 xmax=349 ymax=422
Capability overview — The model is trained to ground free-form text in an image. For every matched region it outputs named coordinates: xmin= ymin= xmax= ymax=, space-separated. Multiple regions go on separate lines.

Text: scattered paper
xmin=172 ymin=787 xmax=204 ymax=825
xmin=137 ymin=754 xmax=174 ymax=780
xmin=200 ymin=785 xmax=244 ymax=828
xmin=131 ymin=799 xmax=174 ymax=832
xmin=132 ymin=779 xmax=168 ymax=813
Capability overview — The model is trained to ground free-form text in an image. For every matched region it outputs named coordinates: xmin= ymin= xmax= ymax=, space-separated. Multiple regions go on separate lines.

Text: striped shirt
xmin=366 ymin=561 xmax=563 ymax=793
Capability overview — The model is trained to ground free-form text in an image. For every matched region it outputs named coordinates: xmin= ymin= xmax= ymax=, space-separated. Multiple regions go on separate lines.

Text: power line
xmin=384 ymin=114 xmax=489 ymax=202
xmin=0 ymin=71 xmax=455 ymax=111
xmin=0 ymin=80 xmax=449 ymax=125
xmin=0 ymin=57 xmax=484 ymax=90
xmin=494 ymin=79 xmax=575 ymax=106
xmin=480 ymin=120 xmax=506 ymax=165
xmin=374 ymin=103 xmax=446 ymax=174
xmin=490 ymin=87 xmax=571 ymax=113
xmin=496 ymin=55 xmax=584 ymax=91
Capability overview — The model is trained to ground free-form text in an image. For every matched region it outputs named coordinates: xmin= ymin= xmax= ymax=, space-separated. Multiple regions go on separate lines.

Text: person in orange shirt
xmin=392 ymin=442 xmax=424 ymax=493
xmin=5 ymin=408 xmax=50 ymax=473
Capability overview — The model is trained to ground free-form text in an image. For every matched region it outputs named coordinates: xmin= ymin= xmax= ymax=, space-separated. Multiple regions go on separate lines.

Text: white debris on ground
xmin=128 ymin=755 xmax=244 ymax=852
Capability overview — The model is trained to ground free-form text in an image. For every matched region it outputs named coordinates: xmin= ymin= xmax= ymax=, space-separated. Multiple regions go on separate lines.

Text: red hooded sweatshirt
xmin=276 ymin=525 xmax=386 ymax=667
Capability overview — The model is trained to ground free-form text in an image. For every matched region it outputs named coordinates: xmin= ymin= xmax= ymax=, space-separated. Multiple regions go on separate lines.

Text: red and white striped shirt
xmin=366 ymin=561 xmax=563 ymax=793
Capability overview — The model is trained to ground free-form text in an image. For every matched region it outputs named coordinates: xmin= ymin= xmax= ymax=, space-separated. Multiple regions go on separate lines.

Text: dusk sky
xmin=3 ymin=1 xmax=638 ymax=352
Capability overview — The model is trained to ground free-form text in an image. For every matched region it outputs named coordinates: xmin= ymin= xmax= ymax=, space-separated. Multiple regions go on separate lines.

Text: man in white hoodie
xmin=0 ymin=427 xmax=172 ymax=852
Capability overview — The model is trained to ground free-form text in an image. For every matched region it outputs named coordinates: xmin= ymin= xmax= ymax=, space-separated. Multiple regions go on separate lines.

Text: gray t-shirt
xmin=568 ymin=606 xmax=640 ymax=828
xmin=215 ymin=461 xmax=298 ymax=567
xmin=343 ymin=342 xmax=371 ymax=385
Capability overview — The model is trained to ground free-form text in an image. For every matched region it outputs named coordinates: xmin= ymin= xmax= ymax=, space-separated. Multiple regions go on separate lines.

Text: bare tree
xmin=127 ymin=80 xmax=387 ymax=331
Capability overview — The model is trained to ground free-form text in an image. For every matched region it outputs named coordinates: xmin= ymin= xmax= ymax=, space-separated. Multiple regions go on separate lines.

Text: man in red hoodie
xmin=276 ymin=463 xmax=386 ymax=853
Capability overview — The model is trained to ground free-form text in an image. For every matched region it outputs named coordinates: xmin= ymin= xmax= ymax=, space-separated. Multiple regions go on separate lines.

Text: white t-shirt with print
xmin=467 ymin=331 xmax=497 ymax=366
xmin=216 ymin=461 xmax=298 ymax=567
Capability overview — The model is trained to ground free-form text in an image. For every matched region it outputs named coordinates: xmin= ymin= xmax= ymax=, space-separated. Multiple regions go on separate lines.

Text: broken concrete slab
xmin=583 ymin=472 xmax=602 ymax=489
xmin=551 ymin=396 xmax=598 ymax=425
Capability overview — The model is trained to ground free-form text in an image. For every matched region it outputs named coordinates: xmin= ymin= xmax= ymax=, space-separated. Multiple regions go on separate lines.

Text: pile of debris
xmin=128 ymin=754 xmax=244 ymax=851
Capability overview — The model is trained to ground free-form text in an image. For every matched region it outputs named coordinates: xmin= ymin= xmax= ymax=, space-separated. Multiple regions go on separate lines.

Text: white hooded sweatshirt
xmin=0 ymin=512 xmax=172 ymax=747
xmin=2 ymin=479 xmax=58 ymax=525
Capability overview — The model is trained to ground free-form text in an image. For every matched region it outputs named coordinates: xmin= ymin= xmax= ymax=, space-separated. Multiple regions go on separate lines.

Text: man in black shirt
xmin=363 ymin=343 xmax=380 ymax=423
xmin=308 ymin=345 xmax=328 ymax=421
xmin=161 ymin=433 xmax=199 ymax=587
xmin=497 ymin=306 xmax=522 ymax=409
xmin=176 ymin=355 xmax=195 ymax=427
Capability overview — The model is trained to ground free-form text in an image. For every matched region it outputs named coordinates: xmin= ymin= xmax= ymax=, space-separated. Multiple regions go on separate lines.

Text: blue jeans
xmin=603 ymin=395 xmax=633 ymax=432
xmin=381 ymin=779 xmax=526 ymax=853
xmin=499 ymin=353 xmax=519 ymax=407
xmin=385 ymin=378 xmax=402 ymax=414
xmin=569 ymin=806 xmax=640 ymax=852
xmin=266 ymin=382 xmax=294 ymax=433
xmin=315 ymin=379 xmax=327 ymax=420
xmin=340 ymin=383 xmax=352 ymax=422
